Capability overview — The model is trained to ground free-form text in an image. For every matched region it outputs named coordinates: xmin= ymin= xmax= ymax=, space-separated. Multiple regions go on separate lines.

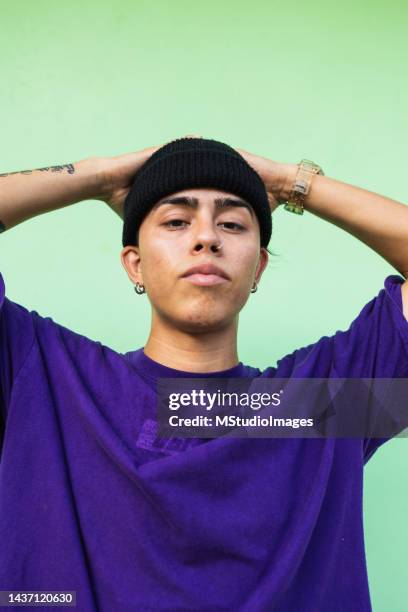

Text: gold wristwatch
xmin=281 ymin=159 xmax=324 ymax=215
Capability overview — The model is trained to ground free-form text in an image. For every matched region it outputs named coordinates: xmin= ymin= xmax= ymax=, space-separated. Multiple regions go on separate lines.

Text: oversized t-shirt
xmin=1 ymin=270 xmax=408 ymax=611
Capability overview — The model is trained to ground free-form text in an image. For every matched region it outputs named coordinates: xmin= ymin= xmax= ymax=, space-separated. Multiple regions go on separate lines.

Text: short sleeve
xmin=330 ymin=274 xmax=408 ymax=462
xmin=331 ymin=275 xmax=408 ymax=379
xmin=274 ymin=275 xmax=408 ymax=463
xmin=0 ymin=272 xmax=36 ymax=420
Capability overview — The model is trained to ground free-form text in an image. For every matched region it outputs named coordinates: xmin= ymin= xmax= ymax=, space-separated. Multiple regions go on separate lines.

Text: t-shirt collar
xmin=125 ymin=347 xmax=247 ymax=381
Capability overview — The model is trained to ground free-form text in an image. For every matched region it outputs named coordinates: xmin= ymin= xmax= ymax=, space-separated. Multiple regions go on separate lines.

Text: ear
xmin=120 ymin=246 xmax=143 ymax=285
xmin=254 ymin=248 xmax=269 ymax=283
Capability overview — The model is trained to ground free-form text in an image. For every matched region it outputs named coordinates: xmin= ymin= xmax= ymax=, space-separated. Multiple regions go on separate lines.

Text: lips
xmin=181 ymin=263 xmax=230 ymax=280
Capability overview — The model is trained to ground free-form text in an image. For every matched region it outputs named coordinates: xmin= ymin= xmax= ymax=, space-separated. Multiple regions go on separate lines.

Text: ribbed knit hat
xmin=122 ymin=137 xmax=272 ymax=248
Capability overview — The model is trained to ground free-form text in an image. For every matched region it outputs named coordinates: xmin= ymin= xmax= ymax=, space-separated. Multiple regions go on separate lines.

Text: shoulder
xmin=272 ymin=275 xmax=408 ymax=378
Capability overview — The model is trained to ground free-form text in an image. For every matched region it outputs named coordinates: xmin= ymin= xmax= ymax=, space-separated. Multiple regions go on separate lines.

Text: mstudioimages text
xmin=168 ymin=415 xmax=315 ymax=429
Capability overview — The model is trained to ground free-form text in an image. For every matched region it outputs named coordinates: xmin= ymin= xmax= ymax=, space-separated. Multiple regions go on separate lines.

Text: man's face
xmin=121 ymin=188 xmax=269 ymax=333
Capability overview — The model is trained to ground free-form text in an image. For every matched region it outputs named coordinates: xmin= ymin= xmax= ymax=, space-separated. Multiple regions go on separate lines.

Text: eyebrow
xmin=154 ymin=196 xmax=254 ymax=219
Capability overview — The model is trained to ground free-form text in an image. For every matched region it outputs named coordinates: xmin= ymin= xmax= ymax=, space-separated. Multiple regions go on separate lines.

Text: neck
xmin=143 ymin=313 xmax=240 ymax=373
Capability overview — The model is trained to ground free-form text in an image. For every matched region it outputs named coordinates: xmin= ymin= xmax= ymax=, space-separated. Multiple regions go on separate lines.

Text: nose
xmin=190 ymin=217 xmax=222 ymax=255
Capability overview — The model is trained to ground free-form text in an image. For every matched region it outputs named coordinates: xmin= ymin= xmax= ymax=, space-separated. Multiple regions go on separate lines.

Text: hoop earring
xmin=250 ymin=280 xmax=258 ymax=294
xmin=134 ymin=282 xmax=146 ymax=295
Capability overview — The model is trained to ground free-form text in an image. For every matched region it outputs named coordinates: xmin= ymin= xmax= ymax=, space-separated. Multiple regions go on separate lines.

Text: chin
xmin=173 ymin=306 xmax=235 ymax=334
xmin=153 ymin=294 xmax=241 ymax=333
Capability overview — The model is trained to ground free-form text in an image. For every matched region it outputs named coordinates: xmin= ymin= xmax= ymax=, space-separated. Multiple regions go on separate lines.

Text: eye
xmin=162 ymin=219 xmax=189 ymax=228
xmin=161 ymin=219 xmax=245 ymax=231
xmin=220 ymin=222 xmax=245 ymax=231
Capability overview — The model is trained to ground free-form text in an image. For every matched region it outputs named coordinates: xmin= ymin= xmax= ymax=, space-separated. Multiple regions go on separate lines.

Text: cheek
xmin=142 ymin=252 xmax=178 ymax=298
xmin=235 ymin=246 xmax=260 ymax=279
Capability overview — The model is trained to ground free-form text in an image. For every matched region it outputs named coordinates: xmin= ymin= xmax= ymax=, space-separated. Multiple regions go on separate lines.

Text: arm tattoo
xmin=0 ymin=163 xmax=75 ymax=178
xmin=0 ymin=220 xmax=6 ymax=233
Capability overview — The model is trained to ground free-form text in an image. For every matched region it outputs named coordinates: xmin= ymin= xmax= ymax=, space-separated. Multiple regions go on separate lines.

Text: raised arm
xmin=0 ymin=144 xmax=162 ymax=232
xmin=0 ymin=159 xmax=106 ymax=232
xmin=281 ymin=165 xmax=408 ymax=279
xmin=239 ymin=151 xmax=408 ymax=278
xmin=236 ymin=148 xmax=408 ymax=316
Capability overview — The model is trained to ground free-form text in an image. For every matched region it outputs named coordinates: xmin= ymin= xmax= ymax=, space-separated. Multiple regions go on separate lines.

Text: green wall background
xmin=1 ymin=1 xmax=407 ymax=608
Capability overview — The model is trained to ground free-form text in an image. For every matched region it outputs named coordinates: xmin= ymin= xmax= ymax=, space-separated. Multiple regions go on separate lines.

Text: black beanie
xmin=122 ymin=137 xmax=272 ymax=248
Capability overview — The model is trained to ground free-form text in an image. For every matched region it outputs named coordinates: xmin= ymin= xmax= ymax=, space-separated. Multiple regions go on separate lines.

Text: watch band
xmin=281 ymin=159 xmax=324 ymax=215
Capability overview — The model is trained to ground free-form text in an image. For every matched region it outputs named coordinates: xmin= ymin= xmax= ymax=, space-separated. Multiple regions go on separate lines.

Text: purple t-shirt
xmin=1 ymin=270 xmax=407 ymax=611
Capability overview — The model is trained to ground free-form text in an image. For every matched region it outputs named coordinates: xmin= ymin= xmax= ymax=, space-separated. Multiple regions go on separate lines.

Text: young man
xmin=0 ymin=136 xmax=407 ymax=611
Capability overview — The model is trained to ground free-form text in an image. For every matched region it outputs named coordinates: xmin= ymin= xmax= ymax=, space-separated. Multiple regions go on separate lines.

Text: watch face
xmin=294 ymin=179 xmax=308 ymax=195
